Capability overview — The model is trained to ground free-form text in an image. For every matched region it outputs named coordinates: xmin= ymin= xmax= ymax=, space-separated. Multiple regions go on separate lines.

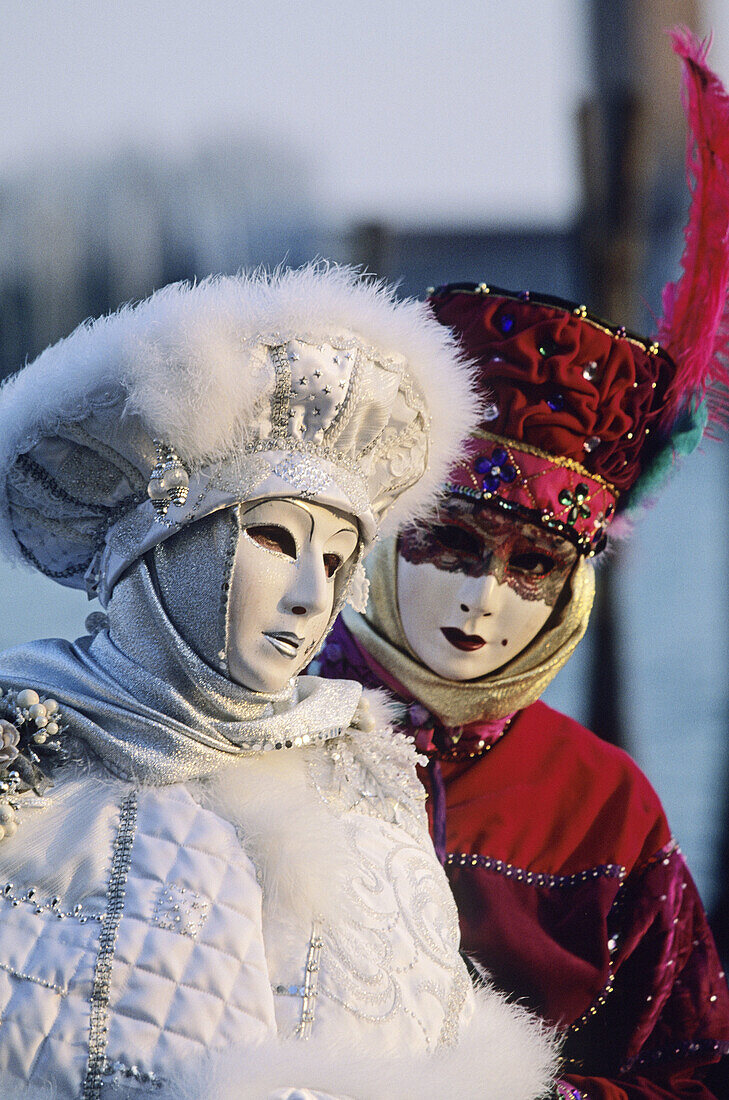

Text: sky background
xmin=0 ymin=0 xmax=593 ymax=226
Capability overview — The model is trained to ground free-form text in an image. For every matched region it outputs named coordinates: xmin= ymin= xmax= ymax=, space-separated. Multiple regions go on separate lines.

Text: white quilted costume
xmin=0 ymin=267 xmax=557 ymax=1099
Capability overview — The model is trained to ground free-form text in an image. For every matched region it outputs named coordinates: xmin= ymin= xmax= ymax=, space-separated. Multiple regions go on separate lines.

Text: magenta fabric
xmin=446 ymin=434 xmax=618 ymax=551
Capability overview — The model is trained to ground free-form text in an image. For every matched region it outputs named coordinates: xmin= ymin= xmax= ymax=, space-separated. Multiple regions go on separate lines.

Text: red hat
xmin=428 ymin=29 xmax=729 ymax=557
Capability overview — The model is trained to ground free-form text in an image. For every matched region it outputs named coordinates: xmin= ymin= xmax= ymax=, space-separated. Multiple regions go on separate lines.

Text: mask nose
xmin=282 ymin=554 xmax=330 ymax=619
xmin=458 ymin=571 xmax=500 ymax=616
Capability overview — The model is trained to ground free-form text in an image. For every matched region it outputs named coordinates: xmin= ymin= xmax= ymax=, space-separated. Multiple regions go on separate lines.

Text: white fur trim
xmin=0 ymin=983 xmax=559 ymax=1099
xmin=194 ymin=696 xmax=417 ymax=933
xmin=169 ymin=983 xmax=559 ymax=1100
xmin=0 ymin=264 xmax=480 ymax=570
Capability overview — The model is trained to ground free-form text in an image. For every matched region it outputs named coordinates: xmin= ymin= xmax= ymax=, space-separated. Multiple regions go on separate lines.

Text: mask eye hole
xmin=508 ymin=552 xmax=555 ymax=576
xmin=432 ymin=524 xmax=483 ymax=557
xmin=246 ymin=524 xmax=297 ymax=559
xmin=323 ymin=552 xmax=343 ymax=579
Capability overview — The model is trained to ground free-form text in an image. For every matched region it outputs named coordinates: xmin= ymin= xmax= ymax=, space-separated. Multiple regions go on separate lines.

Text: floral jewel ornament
xmin=428 ymin=29 xmax=729 ymax=557
xmin=0 ymin=687 xmax=67 ymax=841
xmin=446 ymin=433 xmax=617 ymax=554
xmin=475 ymin=448 xmax=516 ymax=492
xmin=558 ymin=484 xmax=591 ymax=526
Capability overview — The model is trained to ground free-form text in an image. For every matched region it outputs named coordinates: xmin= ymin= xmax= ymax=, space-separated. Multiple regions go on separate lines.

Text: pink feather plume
xmin=657 ymin=27 xmax=729 ymax=430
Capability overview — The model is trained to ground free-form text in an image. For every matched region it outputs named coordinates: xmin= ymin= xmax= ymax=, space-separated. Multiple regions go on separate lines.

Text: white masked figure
xmin=0 ymin=267 xmax=557 ymax=1099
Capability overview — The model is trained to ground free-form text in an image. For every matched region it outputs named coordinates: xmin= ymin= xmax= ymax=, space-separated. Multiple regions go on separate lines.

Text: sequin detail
xmin=153 ymin=882 xmax=210 ymax=939
xmin=567 ymin=970 xmax=616 ymax=1035
xmin=445 ymin=852 xmax=626 ymax=887
xmin=82 ymin=789 xmax=138 ymax=1100
xmin=309 ymin=722 xmax=427 ymax=841
xmin=271 ymin=454 xmax=334 ymax=497
xmin=295 ymin=921 xmax=323 ymax=1040
xmin=269 ymin=344 xmax=293 ymax=438
xmin=101 ymin=1059 xmax=163 ymax=1089
xmin=1 ymin=881 xmax=105 ymax=921
xmin=624 ymin=1037 xmax=729 ymax=1072
xmin=306 ymin=720 xmax=468 ymax=1049
xmin=556 ymin=1083 xmax=589 ymax=1100
xmin=0 ymin=959 xmax=67 ymax=996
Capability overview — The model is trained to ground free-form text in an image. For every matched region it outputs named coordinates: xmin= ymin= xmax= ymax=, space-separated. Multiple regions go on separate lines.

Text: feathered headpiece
xmin=427 ymin=28 xmax=729 ymax=556
xmin=0 ymin=265 xmax=479 ymax=605
xmin=658 ymin=28 xmax=729 ymax=430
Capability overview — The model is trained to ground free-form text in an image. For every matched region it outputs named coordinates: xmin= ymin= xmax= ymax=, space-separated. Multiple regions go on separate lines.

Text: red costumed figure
xmin=312 ymin=30 xmax=729 ymax=1100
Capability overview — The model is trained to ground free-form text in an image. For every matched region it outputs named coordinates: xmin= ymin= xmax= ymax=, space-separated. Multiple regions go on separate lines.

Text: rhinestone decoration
xmin=444 ymin=852 xmax=625 ymax=887
xmin=546 ymin=392 xmax=565 ymax=412
xmin=295 ymin=921 xmax=323 ymax=1040
xmin=583 ymin=435 xmax=601 ymax=454
xmin=153 ymin=882 xmax=210 ymax=939
xmin=102 ymin=1060 xmax=161 ymax=1089
xmin=1 ymin=881 xmax=104 ymax=922
xmin=498 ymin=313 xmax=515 ymax=335
xmin=474 ymin=449 xmax=517 ymax=492
xmin=147 ymin=441 xmax=190 ymax=518
xmin=582 ymin=360 xmax=599 ymax=381
xmin=271 ymin=454 xmax=333 ymax=498
xmin=538 ymin=337 xmax=560 ymax=358
xmin=82 ymin=790 xmax=138 ymax=1100
xmin=284 ymin=340 xmax=356 ymax=442
xmin=558 ymin=484 xmax=591 ymax=525
xmin=482 ymin=401 xmax=500 ymax=422
xmin=269 ymin=344 xmax=294 ymax=438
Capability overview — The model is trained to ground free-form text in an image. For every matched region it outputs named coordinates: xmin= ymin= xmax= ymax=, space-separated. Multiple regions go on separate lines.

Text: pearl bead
xmin=29 ymin=703 xmax=47 ymax=719
xmin=0 ymin=804 xmax=14 ymax=825
xmin=34 ymin=716 xmax=48 ymax=728
xmin=33 ymin=732 xmax=47 ymax=744
xmin=44 ymin=700 xmax=58 ymax=715
xmin=45 ymin=722 xmax=59 ymax=736
xmin=159 ymin=466 xmax=189 ymax=493
xmin=16 ymin=689 xmax=40 ymax=708
xmin=147 ymin=478 xmax=168 ymax=501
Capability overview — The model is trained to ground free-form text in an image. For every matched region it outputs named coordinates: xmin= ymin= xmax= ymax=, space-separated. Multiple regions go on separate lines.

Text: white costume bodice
xmin=0 ymin=715 xmax=492 ymax=1098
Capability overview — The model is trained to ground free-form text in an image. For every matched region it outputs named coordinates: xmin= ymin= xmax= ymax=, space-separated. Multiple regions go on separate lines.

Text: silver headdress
xmin=0 ymin=265 xmax=479 ymax=607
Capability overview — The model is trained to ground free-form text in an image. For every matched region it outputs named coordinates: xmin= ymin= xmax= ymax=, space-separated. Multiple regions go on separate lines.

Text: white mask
xmin=396 ymin=501 xmax=577 ymax=681
xmin=227 ymin=498 xmax=359 ymax=692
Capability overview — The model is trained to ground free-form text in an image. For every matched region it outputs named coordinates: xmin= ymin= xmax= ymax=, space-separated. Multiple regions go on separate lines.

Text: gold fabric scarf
xmin=342 ymin=537 xmax=595 ymax=726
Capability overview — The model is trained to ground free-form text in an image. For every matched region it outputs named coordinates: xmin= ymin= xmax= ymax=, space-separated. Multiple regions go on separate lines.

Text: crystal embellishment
xmin=153 ymin=882 xmax=210 ymax=939
xmin=147 ymin=441 xmax=190 ymax=517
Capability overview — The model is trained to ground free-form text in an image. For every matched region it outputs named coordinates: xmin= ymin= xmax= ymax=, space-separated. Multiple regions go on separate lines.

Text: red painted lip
xmin=441 ymin=627 xmax=486 ymax=651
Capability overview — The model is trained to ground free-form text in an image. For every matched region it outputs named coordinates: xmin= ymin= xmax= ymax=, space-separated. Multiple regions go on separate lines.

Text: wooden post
xmin=580 ymin=0 xmax=699 ymax=748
